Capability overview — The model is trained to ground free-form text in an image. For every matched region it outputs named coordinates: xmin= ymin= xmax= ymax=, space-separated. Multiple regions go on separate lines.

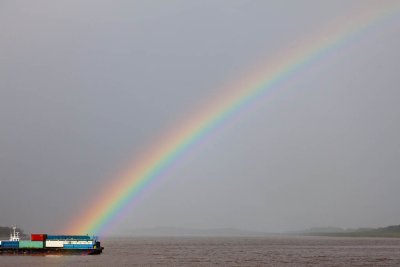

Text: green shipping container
xmin=19 ymin=240 xmax=44 ymax=248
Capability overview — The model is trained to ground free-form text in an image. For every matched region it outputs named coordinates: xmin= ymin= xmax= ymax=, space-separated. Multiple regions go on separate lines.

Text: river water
xmin=1 ymin=236 xmax=400 ymax=266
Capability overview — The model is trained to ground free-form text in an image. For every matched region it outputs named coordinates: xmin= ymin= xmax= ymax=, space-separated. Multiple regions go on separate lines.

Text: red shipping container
xmin=31 ymin=234 xmax=47 ymax=241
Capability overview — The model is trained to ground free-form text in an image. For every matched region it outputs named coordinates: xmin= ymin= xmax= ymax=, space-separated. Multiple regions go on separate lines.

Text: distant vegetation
xmin=0 ymin=226 xmax=26 ymax=239
xmin=125 ymin=227 xmax=271 ymax=237
xmin=298 ymin=225 xmax=400 ymax=238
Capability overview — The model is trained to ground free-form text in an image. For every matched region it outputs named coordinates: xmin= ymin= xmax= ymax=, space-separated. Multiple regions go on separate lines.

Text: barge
xmin=0 ymin=226 xmax=103 ymax=255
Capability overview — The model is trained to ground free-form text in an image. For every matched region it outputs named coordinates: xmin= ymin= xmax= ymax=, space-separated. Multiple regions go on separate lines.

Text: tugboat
xmin=0 ymin=225 xmax=103 ymax=255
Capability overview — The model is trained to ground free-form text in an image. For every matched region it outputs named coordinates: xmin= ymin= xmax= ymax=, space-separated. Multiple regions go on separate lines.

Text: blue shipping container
xmin=47 ymin=235 xmax=91 ymax=240
xmin=1 ymin=241 xmax=19 ymax=248
xmin=63 ymin=244 xmax=94 ymax=249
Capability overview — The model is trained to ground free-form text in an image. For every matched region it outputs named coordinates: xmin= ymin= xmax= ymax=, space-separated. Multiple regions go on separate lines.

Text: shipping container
xmin=63 ymin=244 xmax=94 ymax=249
xmin=45 ymin=240 xmax=64 ymax=248
xmin=31 ymin=234 xmax=47 ymax=241
xmin=1 ymin=241 xmax=19 ymax=248
xmin=46 ymin=235 xmax=91 ymax=240
xmin=19 ymin=240 xmax=44 ymax=249
xmin=64 ymin=240 xmax=94 ymax=245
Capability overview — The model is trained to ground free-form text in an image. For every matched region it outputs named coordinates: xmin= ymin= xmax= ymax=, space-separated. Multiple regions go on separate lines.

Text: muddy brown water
xmin=1 ymin=236 xmax=400 ymax=266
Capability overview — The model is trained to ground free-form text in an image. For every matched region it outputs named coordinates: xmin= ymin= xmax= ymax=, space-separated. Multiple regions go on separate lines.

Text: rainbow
xmin=67 ymin=2 xmax=399 ymax=235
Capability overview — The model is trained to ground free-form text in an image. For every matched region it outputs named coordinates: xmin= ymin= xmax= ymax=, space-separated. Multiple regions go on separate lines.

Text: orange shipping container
xmin=31 ymin=234 xmax=47 ymax=241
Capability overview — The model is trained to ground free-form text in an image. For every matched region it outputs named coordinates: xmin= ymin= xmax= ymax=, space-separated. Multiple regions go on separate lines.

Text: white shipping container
xmin=45 ymin=240 xmax=64 ymax=248
xmin=64 ymin=240 xmax=93 ymax=245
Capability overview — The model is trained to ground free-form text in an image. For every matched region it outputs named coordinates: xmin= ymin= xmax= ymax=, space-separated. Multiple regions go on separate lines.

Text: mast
xmin=9 ymin=225 xmax=20 ymax=241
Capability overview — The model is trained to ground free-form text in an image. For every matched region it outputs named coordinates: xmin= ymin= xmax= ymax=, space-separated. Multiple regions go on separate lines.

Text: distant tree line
xmin=301 ymin=224 xmax=400 ymax=238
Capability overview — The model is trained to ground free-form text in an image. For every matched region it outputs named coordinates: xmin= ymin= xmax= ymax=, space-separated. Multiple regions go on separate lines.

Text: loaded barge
xmin=0 ymin=226 xmax=103 ymax=255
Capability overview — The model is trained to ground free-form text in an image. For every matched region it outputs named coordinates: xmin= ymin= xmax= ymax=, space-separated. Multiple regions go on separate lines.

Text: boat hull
xmin=0 ymin=247 xmax=103 ymax=255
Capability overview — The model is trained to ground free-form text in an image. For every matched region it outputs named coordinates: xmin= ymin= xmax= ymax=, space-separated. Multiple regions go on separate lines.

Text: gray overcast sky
xmin=1 ymin=0 xmax=399 ymax=234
